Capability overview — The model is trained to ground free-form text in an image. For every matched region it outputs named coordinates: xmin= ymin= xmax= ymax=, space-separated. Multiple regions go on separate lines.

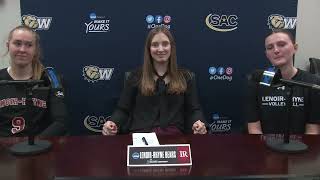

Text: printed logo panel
xmin=22 ymin=14 xmax=52 ymax=30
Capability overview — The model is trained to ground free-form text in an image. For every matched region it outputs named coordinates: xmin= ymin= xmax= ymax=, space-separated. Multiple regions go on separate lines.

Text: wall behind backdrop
xmin=18 ymin=0 xmax=298 ymax=135
xmin=0 ymin=0 xmax=21 ymax=68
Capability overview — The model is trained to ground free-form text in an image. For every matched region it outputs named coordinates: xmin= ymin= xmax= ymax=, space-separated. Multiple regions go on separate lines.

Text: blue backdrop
xmin=20 ymin=0 xmax=298 ymax=135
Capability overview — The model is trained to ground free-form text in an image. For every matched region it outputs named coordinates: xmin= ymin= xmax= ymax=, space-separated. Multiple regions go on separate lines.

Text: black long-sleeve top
xmin=111 ymin=68 xmax=206 ymax=134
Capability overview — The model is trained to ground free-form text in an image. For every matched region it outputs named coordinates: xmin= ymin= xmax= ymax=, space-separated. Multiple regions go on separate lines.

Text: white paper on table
xmin=132 ymin=132 xmax=160 ymax=146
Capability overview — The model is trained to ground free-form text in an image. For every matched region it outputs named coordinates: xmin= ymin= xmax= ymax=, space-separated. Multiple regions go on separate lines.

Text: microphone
xmin=259 ymin=66 xmax=281 ymax=87
xmin=279 ymin=78 xmax=320 ymax=91
xmin=0 ymin=80 xmax=44 ymax=86
xmin=259 ymin=67 xmax=320 ymax=90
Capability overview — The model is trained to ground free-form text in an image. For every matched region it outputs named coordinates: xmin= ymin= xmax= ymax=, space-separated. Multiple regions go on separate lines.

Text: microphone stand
xmin=265 ymin=78 xmax=320 ymax=153
xmin=0 ymin=80 xmax=52 ymax=155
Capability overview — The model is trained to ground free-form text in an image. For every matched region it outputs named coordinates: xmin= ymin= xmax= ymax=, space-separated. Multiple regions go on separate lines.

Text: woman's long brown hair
xmin=141 ymin=26 xmax=187 ymax=96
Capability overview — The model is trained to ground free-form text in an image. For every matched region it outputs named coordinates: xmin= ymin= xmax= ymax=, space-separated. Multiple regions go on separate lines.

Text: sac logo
xmin=83 ymin=115 xmax=110 ymax=132
xmin=205 ymin=14 xmax=238 ymax=32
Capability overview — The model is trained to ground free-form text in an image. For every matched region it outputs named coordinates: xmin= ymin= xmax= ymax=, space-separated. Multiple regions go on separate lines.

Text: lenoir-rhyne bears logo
xmin=82 ymin=65 xmax=114 ymax=83
xmin=22 ymin=14 xmax=52 ymax=30
xmin=268 ymin=14 xmax=296 ymax=30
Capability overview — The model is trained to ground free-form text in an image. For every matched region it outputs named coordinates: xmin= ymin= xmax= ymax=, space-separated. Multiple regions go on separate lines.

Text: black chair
xmin=309 ymin=57 xmax=320 ymax=75
xmin=114 ymin=71 xmax=132 ymax=134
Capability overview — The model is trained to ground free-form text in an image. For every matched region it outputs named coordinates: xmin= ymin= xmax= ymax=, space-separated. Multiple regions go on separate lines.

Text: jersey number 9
xmin=11 ymin=117 xmax=26 ymax=134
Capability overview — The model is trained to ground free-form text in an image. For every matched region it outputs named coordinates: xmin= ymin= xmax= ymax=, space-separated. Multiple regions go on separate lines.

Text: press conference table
xmin=0 ymin=134 xmax=319 ymax=180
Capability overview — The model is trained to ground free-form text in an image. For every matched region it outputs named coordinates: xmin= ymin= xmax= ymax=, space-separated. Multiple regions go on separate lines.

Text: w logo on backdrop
xmin=22 ymin=14 xmax=52 ymax=30
xmin=82 ymin=65 xmax=114 ymax=83
xmin=267 ymin=14 xmax=296 ymax=30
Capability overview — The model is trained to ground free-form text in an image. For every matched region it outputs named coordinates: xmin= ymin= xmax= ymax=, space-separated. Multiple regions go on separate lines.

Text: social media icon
xmin=155 ymin=15 xmax=163 ymax=23
xmin=209 ymin=67 xmax=216 ymax=75
xmin=217 ymin=67 xmax=225 ymax=75
xmin=146 ymin=15 xmax=154 ymax=23
xmin=226 ymin=67 xmax=233 ymax=75
xmin=163 ymin=15 xmax=171 ymax=24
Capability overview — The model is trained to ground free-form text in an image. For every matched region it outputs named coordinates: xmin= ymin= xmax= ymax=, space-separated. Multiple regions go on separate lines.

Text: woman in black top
xmin=0 ymin=25 xmax=68 ymax=136
xmin=102 ymin=26 xmax=207 ymax=135
xmin=247 ymin=29 xmax=320 ymax=134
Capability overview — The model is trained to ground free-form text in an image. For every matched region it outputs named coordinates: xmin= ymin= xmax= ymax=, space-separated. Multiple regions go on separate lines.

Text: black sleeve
xmin=184 ymin=72 xmax=207 ymax=132
xmin=246 ymin=70 xmax=261 ymax=123
xmin=111 ymin=71 xmax=138 ymax=128
xmin=40 ymin=70 xmax=68 ymax=136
